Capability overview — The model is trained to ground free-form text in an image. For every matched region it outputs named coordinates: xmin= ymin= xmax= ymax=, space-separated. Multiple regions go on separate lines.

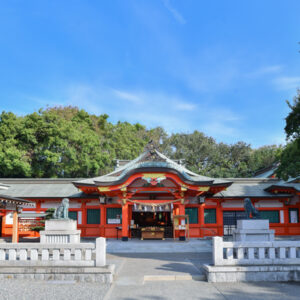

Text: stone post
xmin=213 ymin=236 xmax=223 ymax=266
xmin=96 ymin=237 xmax=106 ymax=267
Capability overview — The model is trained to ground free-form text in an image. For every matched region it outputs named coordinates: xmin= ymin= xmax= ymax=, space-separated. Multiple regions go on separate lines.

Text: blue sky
xmin=0 ymin=0 xmax=300 ymax=147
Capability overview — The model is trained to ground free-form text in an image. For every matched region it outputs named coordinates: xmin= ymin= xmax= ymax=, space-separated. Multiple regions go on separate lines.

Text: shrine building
xmin=0 ymin=147 xmax=299 ymax=240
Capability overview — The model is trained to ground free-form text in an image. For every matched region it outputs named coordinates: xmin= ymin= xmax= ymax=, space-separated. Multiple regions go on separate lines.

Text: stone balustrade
xmin=0 ymin=237 xmax=106 ymax=267
xmin=213 ymin=236 xmax=300 ymax=266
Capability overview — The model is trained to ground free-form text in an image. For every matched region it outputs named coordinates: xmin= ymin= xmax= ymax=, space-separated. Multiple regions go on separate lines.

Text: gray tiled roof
xmin=265 ymin=181 xmax=300 ymax=192
xmin=74 ymin=149 xmax=231 ymax=186
xmin=213 ymin=178 xmax=292 ymax=198
xmin=0 ymin=179 xmax=83 ymax=198
xmin=0 ymin=177 xmax=297 ymax=199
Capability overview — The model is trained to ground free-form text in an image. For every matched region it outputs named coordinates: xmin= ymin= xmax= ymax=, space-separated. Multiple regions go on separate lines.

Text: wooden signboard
xmin=173 ymin=215 xmax=189 ymax=241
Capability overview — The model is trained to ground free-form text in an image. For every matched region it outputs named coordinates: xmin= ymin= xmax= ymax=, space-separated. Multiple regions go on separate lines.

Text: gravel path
xmin=0 ymin=279 xmax=110 ymax=300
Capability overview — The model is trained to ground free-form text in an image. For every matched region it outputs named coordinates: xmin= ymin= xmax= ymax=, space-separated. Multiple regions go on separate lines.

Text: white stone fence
xmin=0 ymin=237 xmax=106 ymax=267
xmin=213 ymin=236 xmax=300 ymax=266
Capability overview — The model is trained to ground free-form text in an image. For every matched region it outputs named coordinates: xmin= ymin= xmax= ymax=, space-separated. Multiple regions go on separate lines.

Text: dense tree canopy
xmin=0 ymin=106 xmax=281 ymax=178
xmin=277 ymin=91 xmax=300 ymax=180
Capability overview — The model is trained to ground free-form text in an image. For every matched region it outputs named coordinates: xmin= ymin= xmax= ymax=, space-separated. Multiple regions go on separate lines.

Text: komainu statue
xmin=244 ymin=197 xmax=260 ymax=219
xmin=53 ymin=198 xmax=69 ymax=219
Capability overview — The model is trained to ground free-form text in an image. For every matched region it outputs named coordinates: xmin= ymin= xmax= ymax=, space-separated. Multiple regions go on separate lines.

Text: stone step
xmin=0 ymin=265 xmax=115 ymax=283
xmin=143 ymin=274 xmax=206 ymax=282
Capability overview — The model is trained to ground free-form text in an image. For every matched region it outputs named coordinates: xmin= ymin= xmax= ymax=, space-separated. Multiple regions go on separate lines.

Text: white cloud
xmin=174 ymin=101 xmax=196 ymax=111
xmin=247 ymin=65 xmax=283 ymax=78
xmin=112 ymin=89 xmax=143 ymax=104
xmin=24 ymin=84 xmax=245 ymax=143
xmin=202 ymin=121 xmax=238 ymax=138
xmin=269 ymin=133 xmax=286 ymax=146
xmin=273 ymin=76 xmax=300 ymax=91
xmin=174 ymin=56 xmax=241 ymax=93
xmin=162 ymin=0 xmax=186 ymax=24
xmin=24 ymin=95 xmax=66 ymax=108
xmin=200 ymin=108 xmax=241 ymax=138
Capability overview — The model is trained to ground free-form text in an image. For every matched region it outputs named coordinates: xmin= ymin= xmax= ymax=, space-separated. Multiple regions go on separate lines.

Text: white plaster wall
xmin=41 ymin=201 xmax=60 ymax=209
xmin=280 ymin=210 xmax=284 ymax=223
xmin=255 ymin=200 xmax=283 ymax=208
xmin=205 ymin=200 xmax=217 ymax=206
xmin=69 ymin=201 xmax=81 ymax=208
xmin=78 ymin=211 xmax=82 ymax=224
xmin=222 ymin=200 xmax=244 ymax=208
xmin=5 ymin=212 xmax=13 ymax=225
xmin=41 ymin=200 xmax=82 ymax=209
xmin=26 ymin=202 xmax=36 ymax=208
xmin=86 ymin=200 xmax=99 ymax=206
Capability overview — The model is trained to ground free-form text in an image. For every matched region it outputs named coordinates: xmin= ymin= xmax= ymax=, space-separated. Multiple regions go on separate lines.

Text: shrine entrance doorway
xmin=131 ymin=211 xmax=173 ymax=239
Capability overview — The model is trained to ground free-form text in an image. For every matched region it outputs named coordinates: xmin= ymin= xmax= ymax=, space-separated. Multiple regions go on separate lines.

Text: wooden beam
xmin=12 ymin=210 xmax=19 ymax=243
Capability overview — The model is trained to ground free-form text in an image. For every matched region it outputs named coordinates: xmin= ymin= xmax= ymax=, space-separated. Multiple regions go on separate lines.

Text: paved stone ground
xmin=106 ymin=238 xmax=212 ymax=253
xmin=105 ymin=252 xmax=300 ymax=300
xmin=0 ymin=279 xmax=110 ymax=300
xmin=105 ymin=279 xmax=300 ymax=300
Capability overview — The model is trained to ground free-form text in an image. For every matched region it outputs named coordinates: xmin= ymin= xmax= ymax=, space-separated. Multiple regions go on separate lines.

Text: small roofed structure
xmin=0 ymin=194 xmax=34 ymax=242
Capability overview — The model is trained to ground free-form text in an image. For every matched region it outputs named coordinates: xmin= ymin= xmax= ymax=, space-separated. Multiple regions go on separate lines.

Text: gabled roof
xmin=287 ymin=176 xmax=300 ymax=183
xmin=213 ymin=178 xmax=292 ymax=198
xmin=264 ymin=181 xmax=300 ymax=194
xmin=73 ymin=149 xmax=231 ymax=187
xmin=0 ymin=194 xmax=34 ymax=207
xmin=0 ymin=179 xmax=84 ymax=198
xmin=253 ymin=163 xmax=279 ymax=178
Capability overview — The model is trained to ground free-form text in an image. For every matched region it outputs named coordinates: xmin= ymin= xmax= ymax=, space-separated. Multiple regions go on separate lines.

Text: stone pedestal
xmin=233 ymin=219 xmax=274 ymax=242
xmin=40 ymin=219 xmax=81 ymax=243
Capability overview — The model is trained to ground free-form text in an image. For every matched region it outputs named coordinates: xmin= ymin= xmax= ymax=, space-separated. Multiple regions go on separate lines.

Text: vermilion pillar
xmin=216 ymin=202 xmax=223 ymax=236
xmin=199 ymin=204 xmax=204 ymax=238
xmin=283 ymin=204 xmax=289 ymax=235
xmin=178 ymin=203 xmax=186 ymax=241
xmin=100 ymin=205 xmax=105 ymax=237
xmin=12 ymin=211 xmax=19 ymax=243
xmin=122 ymin=203 xmax=129 ymax=241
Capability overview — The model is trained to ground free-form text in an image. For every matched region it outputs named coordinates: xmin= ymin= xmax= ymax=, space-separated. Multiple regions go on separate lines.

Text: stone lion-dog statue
xmin=244 ymin=197 xmax=260 ymax=219
xmin=53 ymin=198 xmax=69 ymax=219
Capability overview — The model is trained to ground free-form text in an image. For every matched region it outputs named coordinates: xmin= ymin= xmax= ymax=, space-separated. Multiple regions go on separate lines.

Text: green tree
xmin=20 ymin=107 xmax=111 ymax=177
xmin=161 ymin=131 xmax=280 ymax=178
xmin=277 ymin=91 xmax=300 ymax=180
xmin=0 ymin=105 xmax=283 ymax=178
xmin=0 ymin=112 xmax=31 ymax=177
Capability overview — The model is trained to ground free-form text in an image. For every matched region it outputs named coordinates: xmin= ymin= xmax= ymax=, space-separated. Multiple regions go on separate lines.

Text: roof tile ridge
xmin=154 ymin=150 xmax=201 ymax=177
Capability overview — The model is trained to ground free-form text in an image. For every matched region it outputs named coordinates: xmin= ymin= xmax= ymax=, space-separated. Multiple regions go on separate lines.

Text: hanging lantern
xmin=144 ymin=206 xmax=147 ymax=212
xmin=171 ymin=203 xmax=174 ymax=210
xmin=159 ymin=206 xmax=162 ymax=211
xmin=165 ymin=204 xmax=169 ymax=211
xmin=134 ymin=203 xmax=137 ymax=210
xmin=138 ymin=205 xmax=142 ymax=211
xmin=152 ymin=205 xmax=155 ymax=212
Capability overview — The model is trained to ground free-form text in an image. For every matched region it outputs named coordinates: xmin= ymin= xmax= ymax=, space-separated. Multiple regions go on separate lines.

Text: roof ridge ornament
xmin=143 ymin=140 xmax=164 ymax=162
xmin=144 ymin=139 xmax=156 ymax=153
